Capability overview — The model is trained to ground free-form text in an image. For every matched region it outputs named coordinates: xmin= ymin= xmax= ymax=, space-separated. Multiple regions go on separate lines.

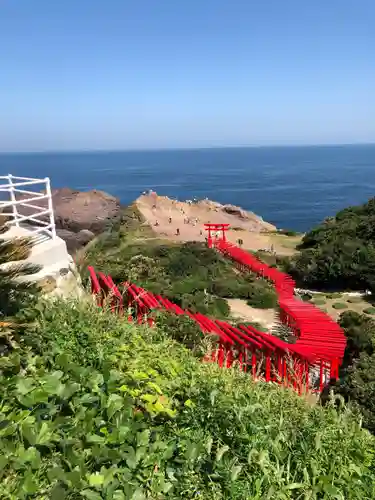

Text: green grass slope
xmin=0 ymin=300 xmax=374 ymax=499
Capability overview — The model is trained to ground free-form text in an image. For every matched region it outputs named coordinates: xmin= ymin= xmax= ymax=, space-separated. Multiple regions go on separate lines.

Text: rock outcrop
xmin=12 ymin=188 xmax=122 ymax=253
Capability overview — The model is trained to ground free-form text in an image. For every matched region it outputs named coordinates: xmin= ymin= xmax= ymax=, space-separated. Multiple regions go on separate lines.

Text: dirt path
xmin=227 ymin=298 xmax=277 ymax=329
xmin=136 ymin=193 xmax=301 ymax=256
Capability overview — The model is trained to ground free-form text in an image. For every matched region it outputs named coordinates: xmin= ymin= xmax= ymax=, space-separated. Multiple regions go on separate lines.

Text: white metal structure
xmin=0 ymin=174 xmax=56 ymax=239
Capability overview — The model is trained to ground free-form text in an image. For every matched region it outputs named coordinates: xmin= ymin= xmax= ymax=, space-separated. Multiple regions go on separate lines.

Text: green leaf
xmin=36 ymin=421 xmax=55 ymax=445
xmin=205 ymin=436 xmax=213 ymax=455
xmin=81 ymin=489 xmax=103 ymax=500
xmin=16 ymin=378 xmax=35 ymax=395
xmin=107 ymin=394 xmax=124 ymax=419
xmin=88 ymin=473 xmax=105 ymax=487
xmin=125 ymin=447 xmax=138 ymax=469
xmin=18 ymin=446 xmax=41 ymax=468
xmin=140 ymin=394 xmax=156 ymax=403
xmin=87 ymin=434 xmax=106 ymax=444
xmin=137 ymin=429 xmax=150 ymax=447
xmin=131 ymin=488 xmax=146 ymax=500
xmin=47 ymin=466 xmax=65 ymax=482
xmin=42 ymin=371 xmax=64 ymax=395
xmin=21 ymin=421 xmax=37 ymax=446
xmin=51 ymin=485 xmax=68 ymax=500
xmin=112 ymin=491 xmax=126 ymax=500
xmin=230 ymin=465 xmax=242 ymax=481
xmin=322 ymin=484 xmax=342 ymax=498
xmin=0 ymin=455 xmax=8 ymax=471
xmin=216 ymin=445 xmax=229 ymax=462
xmin=22 ymin=473 xmax=39 ymax=494
xmin=285 ymin=483 xmax=305 ymax=490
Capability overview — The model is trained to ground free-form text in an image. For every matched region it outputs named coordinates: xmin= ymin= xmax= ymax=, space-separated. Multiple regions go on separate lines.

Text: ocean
xmin=0 ymin=144 xmax=374 ymax=232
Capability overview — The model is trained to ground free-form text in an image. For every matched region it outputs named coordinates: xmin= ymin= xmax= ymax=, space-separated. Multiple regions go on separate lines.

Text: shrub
xmin=288 ymin=197 xmax=375 ymax=292
xmin=246 ymin=286 xmax=277 ymax=309
xmin=332 ymin=302 xmax=348 ymax=310
xmin=312 ymin=297 xmax=326 ymax=305
xmin=0 ymin=233 xmax=41 ymax=355
xmin=300 ymin=292 xmax=312 ymax=302
xmin=278 ymin=229 xmax=299 ymax=236
xmin=0 ymin=300 xmax=374 ymax=499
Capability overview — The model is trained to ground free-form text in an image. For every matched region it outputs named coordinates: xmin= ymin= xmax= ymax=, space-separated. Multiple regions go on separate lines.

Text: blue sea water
xmin=0 ymin=144 xmax=374 ymax=232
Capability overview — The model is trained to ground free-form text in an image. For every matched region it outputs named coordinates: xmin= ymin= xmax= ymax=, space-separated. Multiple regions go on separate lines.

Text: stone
xmin=59 ymin=267 xmax=69 ymax=276
xmin=221 ymin=204 xmax=250 ymax=219
xmin=8 ymin=188 xmax=121 ymax=252
xmin=38 ymin=275 xmax=57 ymax=293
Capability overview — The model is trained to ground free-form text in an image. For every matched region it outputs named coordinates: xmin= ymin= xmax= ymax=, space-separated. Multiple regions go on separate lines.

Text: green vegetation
xmin=0 ymin=232 xmax=40 ymax=356
xmin=0 ymin=300 xmax=374 ymax=499
xmin=332 ymin=302 xmax=348 ymax=310
xmin=81 ymin=208 xmax=277 ymax=316
xmin=337 ymin=311 xmax=375 ymax=434
xmin=311 ymin=297 xmax=326 ymax=305
xmin=364 ymin=307 xmax=375 ymax=315
xmin=287 ymin=197 xmax=375 ymax=292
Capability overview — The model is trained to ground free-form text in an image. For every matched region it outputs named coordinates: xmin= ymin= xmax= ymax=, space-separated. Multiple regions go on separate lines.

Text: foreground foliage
xmin=0 ymin=301 xmax=374 ymax=499
xmin=337 ymin=311 xmax=375 ymax=434
xmin=0 ymin=231 xmax=40 ymax=354
xmin=287 ymin=197 xmax=375 ymax=292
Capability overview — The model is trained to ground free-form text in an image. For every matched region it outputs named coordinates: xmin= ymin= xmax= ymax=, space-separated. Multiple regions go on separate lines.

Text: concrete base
xmin=1 ymin=225 xmax=84 ymax=298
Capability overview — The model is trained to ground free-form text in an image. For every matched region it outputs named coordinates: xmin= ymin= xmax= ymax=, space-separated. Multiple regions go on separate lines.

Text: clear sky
xmin=0 ymin=0 xmax=374 ymax=151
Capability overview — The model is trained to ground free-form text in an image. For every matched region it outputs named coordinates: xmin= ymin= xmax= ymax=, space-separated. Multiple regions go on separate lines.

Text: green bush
xmin=278 ymin=229 xmax=299 ymax=236
xmin=327 ymin=292 xmax=343 ymax=299
xmin=332 ymin=302 xmax=348 ymax=310
xmin=312 ymin=297 xmax=326 ymax=305
xmin=364 ymin=307 xmax=375 ymax=315
xmin=246 ymin=286 xmax=278 ymax=309
xmin=288 ymin=197 xmax=375 ymax=292
xmin=0 ymin=300 xmax=374 ymax=499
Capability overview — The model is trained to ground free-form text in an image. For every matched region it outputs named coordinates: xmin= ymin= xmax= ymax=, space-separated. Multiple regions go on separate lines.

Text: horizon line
xmin=0 ymin=141 xmax=374 ymax=155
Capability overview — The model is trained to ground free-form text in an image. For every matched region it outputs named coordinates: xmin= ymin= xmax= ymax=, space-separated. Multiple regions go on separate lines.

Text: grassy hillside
xmin=287 ymin=197 xmax=375 ymax=292
xmin=0 ymin=300 xmax=374 ymax=499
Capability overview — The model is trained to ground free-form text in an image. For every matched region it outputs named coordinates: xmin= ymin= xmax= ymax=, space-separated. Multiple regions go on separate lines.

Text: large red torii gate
xmin=204 ymin=223 xmax=230 ymax=248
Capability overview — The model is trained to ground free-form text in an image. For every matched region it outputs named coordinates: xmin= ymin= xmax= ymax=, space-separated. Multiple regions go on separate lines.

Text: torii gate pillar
xmin=204 ymin=223 xmax=230 ymax=248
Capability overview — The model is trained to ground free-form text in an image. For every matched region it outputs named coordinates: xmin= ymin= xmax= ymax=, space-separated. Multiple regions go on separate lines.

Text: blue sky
xmin=0 ymin=0 xmax=374 ymax=151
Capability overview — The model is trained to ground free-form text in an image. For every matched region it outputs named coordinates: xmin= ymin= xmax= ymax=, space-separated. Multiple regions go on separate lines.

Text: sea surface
xmin=0 ymin=144 xmax=374 ymax=232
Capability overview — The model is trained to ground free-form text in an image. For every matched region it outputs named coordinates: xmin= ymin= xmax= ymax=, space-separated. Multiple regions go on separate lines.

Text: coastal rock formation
xmin=52 ymin=188 xmax=121 ymax=234
xmin=10 ymin=188 xmax=122 ymax=253
xmin=133 ymin=192 xmax=298 ymax=254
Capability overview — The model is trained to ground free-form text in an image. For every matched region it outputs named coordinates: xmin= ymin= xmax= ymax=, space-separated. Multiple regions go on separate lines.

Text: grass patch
xmin=332 ymin=302 xmax=348 ymax=310
xmin=326 ymin=292 xmax=343 ymax=299
xmin=312 ymin=297 xmax=326 ymax=305
xmin=363 ymin=307 xmax=375 ymax=315
xmin=0 ymin=300 xmax=374 ymax=499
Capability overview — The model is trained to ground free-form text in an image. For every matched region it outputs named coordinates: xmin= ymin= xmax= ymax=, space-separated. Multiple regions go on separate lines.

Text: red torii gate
xmin=204 ymin=223 xmax=230 ymax=248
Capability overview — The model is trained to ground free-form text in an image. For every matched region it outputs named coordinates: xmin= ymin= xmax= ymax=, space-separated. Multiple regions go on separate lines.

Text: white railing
xmin=0 ymin=174 xmax=56 ymax=239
